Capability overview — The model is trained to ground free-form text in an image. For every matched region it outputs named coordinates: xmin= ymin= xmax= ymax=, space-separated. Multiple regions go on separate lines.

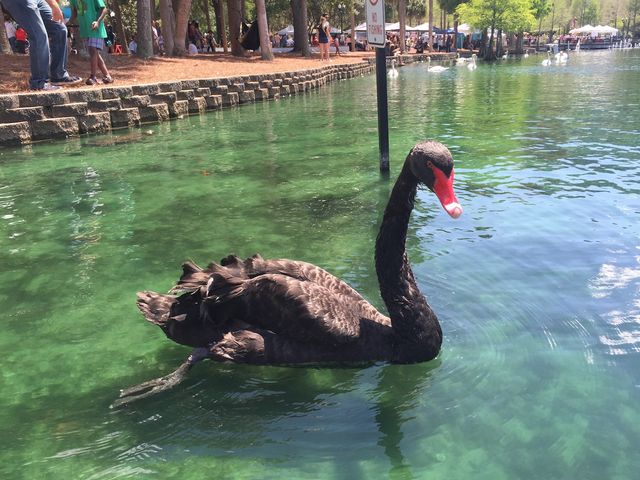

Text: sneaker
xmin=102 ymin=76 xmax=114 ymax=84
xmin=50 ymin=75 xmax=83 ymax=86
xmin=31 ymin=82 xmax=63 ymax=91
xmin=86 ymin=77 xmax=97 ymax=86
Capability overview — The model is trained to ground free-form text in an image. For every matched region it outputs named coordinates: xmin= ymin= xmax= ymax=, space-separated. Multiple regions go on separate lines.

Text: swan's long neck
xmin=375 ymin=162 xmax=442 ymax=359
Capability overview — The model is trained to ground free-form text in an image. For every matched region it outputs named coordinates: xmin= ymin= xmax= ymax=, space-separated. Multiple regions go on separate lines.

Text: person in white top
xmin=4 ymin=17 xmax=17 ymax=52
xmin=188 ymin=42 xmax=198 ymax=55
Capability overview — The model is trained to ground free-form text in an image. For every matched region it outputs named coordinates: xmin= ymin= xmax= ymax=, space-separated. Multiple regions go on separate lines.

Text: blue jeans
xmin=2 ymin=0 xmax=70 ymax=89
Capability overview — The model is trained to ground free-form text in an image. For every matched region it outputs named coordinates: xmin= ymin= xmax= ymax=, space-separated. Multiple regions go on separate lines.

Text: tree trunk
xmin=110 ymin=0 xmax=129 ymax=54
xmin=291 ymin=0 xmax=309 ymax=56
xmin=452 ymin=16 xmax=458 ymax=52
xmin=0 ymin=16 xmax=12 ymax=55
xmin=349 ymin=5 xmax=355 ymax=52
xmin=398 ymin=0 xmax=406 ymax=53
xmin=159 ymin=0 xmax=175 ymax=56
xmin=203 ymin=0 xmax=212 ymax=32
xmin=137 ymin=0 xmax=154 ymax=58
xmin=548 ymin=3 xmax=555 ymax=44
xmin=149 ymin=0 xmax=155 ymax=22
xmin=173 ymin=0 xmax=193 ymax=56
xmin=227 ymin=0 xmax=245 ymax=56
xmin=254 ymin=0 xmax=272 ymax=60
xmin=428 ymin=0 xmax=433 ymax=51
xmin=212 ymin=0 xmax=227 ymax=51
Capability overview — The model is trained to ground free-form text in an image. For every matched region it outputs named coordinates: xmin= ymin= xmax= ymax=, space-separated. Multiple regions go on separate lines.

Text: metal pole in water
xmin=375 ymin=47 xmax=389 ymax=172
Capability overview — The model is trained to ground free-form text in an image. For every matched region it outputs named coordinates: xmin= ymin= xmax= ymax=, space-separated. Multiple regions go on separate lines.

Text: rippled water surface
xmin=1 ymin=49 xmax=639 ymax=479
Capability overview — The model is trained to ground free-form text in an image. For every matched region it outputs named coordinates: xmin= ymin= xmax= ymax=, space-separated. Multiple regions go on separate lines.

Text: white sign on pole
xmin=366 ymin=0 xmax=385 ymax=48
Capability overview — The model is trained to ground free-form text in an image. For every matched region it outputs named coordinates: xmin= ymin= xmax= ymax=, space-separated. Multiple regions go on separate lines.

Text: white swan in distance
xmin=541 ymin=51 xmax=552 ymax=66
xmin=501 ymin=50 xmax=509 ymax=60
xmin=427 ymin=57 xmax=449 ymax=73
xmin=467 ymin=54 xmax=477 ymax=70
xmin=455 ymin=53 xmax=468 ymax=65
xmin=388 ymin=59 xmax=399 ymax=78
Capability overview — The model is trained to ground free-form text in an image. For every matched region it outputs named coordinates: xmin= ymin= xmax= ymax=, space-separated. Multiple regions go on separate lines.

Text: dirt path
xmin=0 ymin=51 xmax=374 ymax=93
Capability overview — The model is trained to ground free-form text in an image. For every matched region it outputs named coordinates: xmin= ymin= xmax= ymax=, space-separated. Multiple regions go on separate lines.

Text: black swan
xmin=113 ymin=141 xmax=462 ymax=407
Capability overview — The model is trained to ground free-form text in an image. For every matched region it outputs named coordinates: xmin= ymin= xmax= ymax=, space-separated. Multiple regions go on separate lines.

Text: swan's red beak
xmin=432 ymin=167 xmax=462 ymax=218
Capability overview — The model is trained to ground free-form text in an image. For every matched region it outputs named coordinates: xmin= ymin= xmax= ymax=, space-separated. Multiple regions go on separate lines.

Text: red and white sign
xmin=366 ymin=0 xmax=385 ymax=47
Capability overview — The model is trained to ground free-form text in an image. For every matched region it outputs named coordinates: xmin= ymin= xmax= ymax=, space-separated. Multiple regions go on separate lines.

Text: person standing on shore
xmin=68 ymin=0 xmax=112 ymax=85
xmin=1 ymin=0 xmax=82 ymax=90
xmin=318 ymin=13 xmax=331 ymax=61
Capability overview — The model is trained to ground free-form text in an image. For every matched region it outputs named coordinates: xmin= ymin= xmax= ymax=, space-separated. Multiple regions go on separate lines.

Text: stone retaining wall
xmin=0 ymin=61 xmax=375 ymax=146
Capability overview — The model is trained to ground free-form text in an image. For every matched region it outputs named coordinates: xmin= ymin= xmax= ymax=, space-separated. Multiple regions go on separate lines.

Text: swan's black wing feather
xmin=205 ymin=271 xmax=365 ymax=346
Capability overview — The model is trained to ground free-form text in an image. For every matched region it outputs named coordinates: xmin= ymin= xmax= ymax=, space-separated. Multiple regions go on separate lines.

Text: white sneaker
xmin=32 ymin=83 xmax=63 ymax=91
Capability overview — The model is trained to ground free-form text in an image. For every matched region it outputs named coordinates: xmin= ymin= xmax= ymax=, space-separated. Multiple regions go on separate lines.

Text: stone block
xmin=18 ymin=91 xmax=68 ymax=107
xmin=77 ymin=112 xmax=111 ymax=134
xmin=150 ymin=92 xmax=178 ymax=104
xmin=139 ymin=104 xmax=170 ymax=123
xmin=195 ymin=88 xmax=211 ymax=97
xmin=180 ymin=80 xmax=200 ymax=90
xmin=0 ymin=95 xmax=19 ymax=109
xmin=31 ymin=117 xmax=79 ymax=140
xmin=110 ymin=108 xmax=141 ymax=128
xmin=213 ymin=85 xmax=229 ymax=95
xmin=228 ymin=83 xmax=245 ymax=93
xmin=138 ymin=105 xmax=167 ymax=123
xmin=88 ymin=98 xmax=122 ymax=111
xmin=254 ymin=88 xmax=269 ymax=101
xmin=52 ymin=103 xmax=88 ymax=117
xmin=168 ymin=100 xmax=189 ymax=117
xmin=0 ymin=122 xmax=31 ymax=145
xmin=260 ymin=79 xmax=273 ymax=89
xmin=279 ymin=85 xmax=291 ymax=96
xmin=238 ymin=90 xmax=255 ymax=104
xmin=245 ymin=81 xmax=260 ymax=90
xmin=198 ymin=79 xmax=220 ymax=88
xmin=268 ymin=87 xmax=280 ymax=99
xmin=123 ymin=95 xmax=151 ymax=108
xmin=221 ymin=92 xmax=239 ymax=107
xmin=132 ymin=84 xmax=160 ymax=95
xmin=68 ymin=89 xmax=103 ymax=103
xmin=158 ymin=81 xmax=182 ymax=92
xmin=204 ymin=95 xmax=222 ymax=110
xmin=177 ymin=90 xmax=195 ymax=101
xmin=99 ymin=86 xmax=133 ymax=99
xmin=188 ymin=97 xmax=206 ymax=114
xmin=0 ymin=106 xmax=45 ymax=123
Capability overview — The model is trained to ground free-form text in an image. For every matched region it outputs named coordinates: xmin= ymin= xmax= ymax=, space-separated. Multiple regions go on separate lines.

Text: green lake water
xmin=1 ymin=49 xmax=639 ymax=479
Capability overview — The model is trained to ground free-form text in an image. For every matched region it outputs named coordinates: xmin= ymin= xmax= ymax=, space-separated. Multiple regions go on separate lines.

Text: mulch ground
xmin=0 ymin=50 xmax=375 ymax=93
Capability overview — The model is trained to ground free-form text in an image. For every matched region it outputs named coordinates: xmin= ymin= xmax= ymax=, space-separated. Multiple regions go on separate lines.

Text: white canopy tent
xmin=277 ymin=25 xmax=294 ymax=36
xmin=592 ymin=25 xmax=618 ymax=35
xmin=413 ymin=23 xmax=431 ymax=32
xmin=568 ymin=24 xmax=618 ymax=36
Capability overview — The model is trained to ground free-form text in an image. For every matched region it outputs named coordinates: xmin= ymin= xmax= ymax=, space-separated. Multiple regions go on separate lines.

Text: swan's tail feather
xmin=206 ymin=271 xmax=246 ymax=302
xmin=220 ymin=254 xmax=243 ymax=267
xmin=170 ymin=260 xmax=211 ymax=293
xmin=136 ymin=291 xmax=175 ymax=326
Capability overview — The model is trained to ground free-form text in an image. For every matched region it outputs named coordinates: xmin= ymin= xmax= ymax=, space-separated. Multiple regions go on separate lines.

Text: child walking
xmin=69 ymin=0 xmax=113 ymax=85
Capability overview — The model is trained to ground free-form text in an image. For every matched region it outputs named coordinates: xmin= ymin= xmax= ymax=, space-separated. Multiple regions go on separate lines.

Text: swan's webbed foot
xmin=110 ymin=348 xmax=209 ymax=408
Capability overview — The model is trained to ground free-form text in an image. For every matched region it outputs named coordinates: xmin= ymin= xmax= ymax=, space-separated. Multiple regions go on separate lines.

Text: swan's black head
xmin=407 ymin=140 xmax=462 ymax=218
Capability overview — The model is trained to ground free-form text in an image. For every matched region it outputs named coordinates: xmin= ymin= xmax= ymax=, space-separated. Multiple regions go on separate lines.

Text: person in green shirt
xmin=69 ymin=0 xmax=113 ymax=85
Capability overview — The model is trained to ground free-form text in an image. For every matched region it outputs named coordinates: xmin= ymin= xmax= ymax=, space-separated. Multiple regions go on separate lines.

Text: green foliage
xmin=531 ymin=0 xmax=552 ymax=20
xmin=456 ymin=0 xmax=535 ymax=32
